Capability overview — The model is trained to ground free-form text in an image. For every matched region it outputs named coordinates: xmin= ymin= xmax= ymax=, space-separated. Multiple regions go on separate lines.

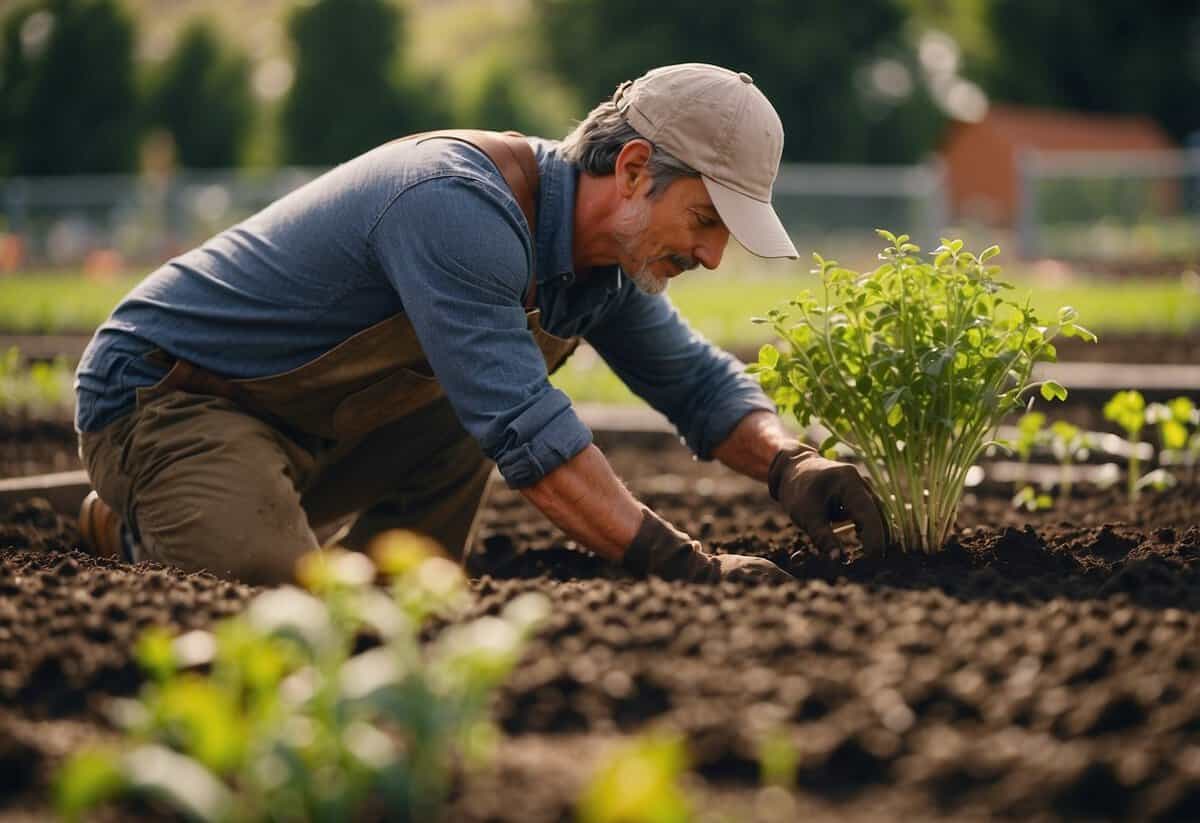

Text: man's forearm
xmin=711 ymin=410 xmax=799 ymax=482
xmin=519 ymin=444 xmax=645 ymax=561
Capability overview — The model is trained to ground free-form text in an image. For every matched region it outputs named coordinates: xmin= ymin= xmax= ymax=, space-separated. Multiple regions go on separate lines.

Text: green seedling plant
xmin=1103 ymin=390 xmax=1147 ymax=504
xmin=750 ymin=231 xmax=1093 ymax=553
xmin=55 ymin=533 xmax=549 ymax=823
xmin=0 ymin=346 xmax=74 ymax=415
xmin=577 ymin=732 xmax=691 ymax=823
xmin=1047 ymin=420 xmax=1092 ymax=501
xmin=1011 ymin=410 xmax=1052 ymax=511
xmin=1147 ymin=396 xmax=1198 ymax=483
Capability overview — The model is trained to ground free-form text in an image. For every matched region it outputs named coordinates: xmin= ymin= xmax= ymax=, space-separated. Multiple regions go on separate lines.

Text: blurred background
xmin=3 ymin=0 xmax=1199 ymax=268
xmin=0 ymin=0 xmax=1197 ymax=408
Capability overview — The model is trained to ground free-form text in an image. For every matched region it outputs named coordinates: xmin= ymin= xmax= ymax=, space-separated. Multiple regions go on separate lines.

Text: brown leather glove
xmin=621 ymin=508 xmax=792 ymax=583
xmin=769 ymin=445 xmax=889 ymax=557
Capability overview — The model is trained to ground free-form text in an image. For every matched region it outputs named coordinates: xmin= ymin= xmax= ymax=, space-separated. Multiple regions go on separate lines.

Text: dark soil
xmin=0 ymin=412 xmax=79 ymax=478
xmin=2 ymin=431 xmax=1199 ymax=821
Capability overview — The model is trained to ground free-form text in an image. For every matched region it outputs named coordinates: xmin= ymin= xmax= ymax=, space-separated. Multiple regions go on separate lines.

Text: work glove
xmin=621 ymin=508 xmax=792 ymax=583
xmin=769 ymin=445 xmax=889 ymax=557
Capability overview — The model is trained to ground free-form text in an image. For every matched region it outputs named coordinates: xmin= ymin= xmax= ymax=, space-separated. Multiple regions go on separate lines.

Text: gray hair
xmin=560 ymin=98 xmax=699 ymax=198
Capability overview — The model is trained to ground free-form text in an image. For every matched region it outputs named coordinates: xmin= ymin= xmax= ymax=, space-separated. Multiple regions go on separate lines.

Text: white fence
xmin=4 ymin=149 xmax=1196 ymax=272
xmin=0 ymin=168 xmax=324 ymax=271
xmin=0 ymin=162 xmax=950 ymax=272
xmin=1017 ymin=147 xmax=1200 ymax=264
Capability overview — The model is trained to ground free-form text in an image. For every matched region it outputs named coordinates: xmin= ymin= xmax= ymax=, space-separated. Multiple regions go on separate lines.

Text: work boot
xmin=78 ymin=491 xmax=124 ymax=559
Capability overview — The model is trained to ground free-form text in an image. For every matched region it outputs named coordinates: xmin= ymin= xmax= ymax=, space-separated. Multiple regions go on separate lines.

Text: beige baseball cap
xmin=615 ymin=63 xmax=798 ymax=259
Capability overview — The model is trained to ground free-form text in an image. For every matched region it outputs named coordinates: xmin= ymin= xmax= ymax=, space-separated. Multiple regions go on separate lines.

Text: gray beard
xmin=627 ymin=262 xmax=669 ymax=295
xmin=613 ymin=201 xmax=668 ymax=295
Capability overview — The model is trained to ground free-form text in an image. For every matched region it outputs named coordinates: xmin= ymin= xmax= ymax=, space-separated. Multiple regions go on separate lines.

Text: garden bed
xmin=1 ymin=427 xmax=1199 ymax=821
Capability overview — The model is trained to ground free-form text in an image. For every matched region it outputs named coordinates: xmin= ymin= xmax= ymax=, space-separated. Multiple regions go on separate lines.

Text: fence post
xmin=2 ymin=178 xmax=30 ymax=236
xmin=1016 ymin=148 xmax=1039 ymax=259
xmin=922 ymin=157 xmax=949 ymax=250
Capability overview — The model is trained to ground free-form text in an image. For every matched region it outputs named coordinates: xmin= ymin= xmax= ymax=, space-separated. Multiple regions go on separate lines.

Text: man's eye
xmin=694 ymin=213 xmax=716 ymax=228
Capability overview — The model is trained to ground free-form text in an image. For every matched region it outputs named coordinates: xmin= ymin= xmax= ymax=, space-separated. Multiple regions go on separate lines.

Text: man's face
xmin=612 ymin=176 xmax=731 ymax=295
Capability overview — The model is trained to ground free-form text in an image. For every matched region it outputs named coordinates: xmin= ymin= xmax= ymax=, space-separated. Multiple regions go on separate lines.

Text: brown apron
xmin=135 ymin=130 xmax=580 ymax=446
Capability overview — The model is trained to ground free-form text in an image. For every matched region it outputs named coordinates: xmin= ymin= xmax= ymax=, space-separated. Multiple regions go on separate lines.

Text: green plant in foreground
xmin=55 ymin=533 xmax=549 ymax=822
xmin=577 ymin=732 xmax=691 ymax=823
xmin=750 ymin=231 xmax=1095 ymax=553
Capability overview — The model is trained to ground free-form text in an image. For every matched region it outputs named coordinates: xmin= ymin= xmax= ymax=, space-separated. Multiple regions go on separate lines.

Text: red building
xmin=940 ymin=105 xmax=1175 ymax=225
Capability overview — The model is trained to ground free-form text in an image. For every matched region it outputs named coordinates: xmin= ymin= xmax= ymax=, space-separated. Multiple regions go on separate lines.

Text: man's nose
xmin=695 ymin=228 xmax=729 ymax=270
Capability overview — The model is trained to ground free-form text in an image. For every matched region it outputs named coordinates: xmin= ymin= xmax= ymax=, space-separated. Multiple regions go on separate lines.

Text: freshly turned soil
xmin=2 ymin=434 xmax=1199 ymax=821
xmin=0 ymin=413 xmax=79 ymax=478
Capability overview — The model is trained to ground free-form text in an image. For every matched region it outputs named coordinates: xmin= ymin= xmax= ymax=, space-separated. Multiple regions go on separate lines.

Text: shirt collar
xmin=531 ymin=138 xmax=623 ymax=293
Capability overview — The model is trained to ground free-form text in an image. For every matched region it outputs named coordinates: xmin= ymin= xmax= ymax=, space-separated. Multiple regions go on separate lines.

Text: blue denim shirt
xmin=75 ymin=136 xmax=774 ymax=487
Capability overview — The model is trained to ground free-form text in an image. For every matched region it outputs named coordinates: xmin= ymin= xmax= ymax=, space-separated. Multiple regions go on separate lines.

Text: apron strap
xmin=402 ymin=129 xmax=542 ymax=310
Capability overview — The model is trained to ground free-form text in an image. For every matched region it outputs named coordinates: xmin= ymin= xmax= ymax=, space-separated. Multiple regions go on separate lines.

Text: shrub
xmin=750 ymin=231 xmax=1094 ymax=553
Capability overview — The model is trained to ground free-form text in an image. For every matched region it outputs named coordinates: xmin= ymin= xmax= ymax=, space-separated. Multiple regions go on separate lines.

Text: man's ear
xmin=613 ymin=139 xmax=653 ymax=198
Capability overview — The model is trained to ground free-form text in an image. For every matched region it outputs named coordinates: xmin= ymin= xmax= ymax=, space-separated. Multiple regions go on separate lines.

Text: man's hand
xmin=621 ymin=508 xmax=792 ymax=583
xmin=768 ymin=445 xmax=889 ymax=557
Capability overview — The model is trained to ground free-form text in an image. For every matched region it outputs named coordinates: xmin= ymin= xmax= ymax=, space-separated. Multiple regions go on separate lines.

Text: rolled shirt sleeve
xmin=586 ymin=285 xmax=776 ymax=459
xmin=370 ymin=175 xmax=592 ymax=487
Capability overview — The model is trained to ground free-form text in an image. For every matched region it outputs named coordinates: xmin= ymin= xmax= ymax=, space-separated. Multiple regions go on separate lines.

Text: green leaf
xmin=818 ymin=434 xmax=840 ymax=457
xmin=55 ymin=749 xmax=127 ymax=821
xmin=1168 ymin=396 xmax=1196 ymax=423
xmin=758 ymin=730 xmax=798 ymax=789
xmin=1162 ymin=419 xmax=1188 ymax=450
xmin=1104 ymin=390 xmax=1146 ymax=437
xmin=887 ymin=403 xmax=904 ymax=427
xmin=154 ymin=676 xmax=246 ymax=773
xmin=1040 ymin=381 xmax=1067 ymax=402
xmin=136 ymin=628 xmax=178 ymax=683
xmin=578 ymin=734 xmax=691 ymax=823
xmin=1135 ymin=469 xmax=1177 ymax=492
xmin=758 ymin=344 xmax=779 ymax=369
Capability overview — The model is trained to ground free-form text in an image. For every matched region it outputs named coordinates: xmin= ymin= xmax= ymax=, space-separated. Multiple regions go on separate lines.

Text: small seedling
xmin=577 ymin=732 xmax=691 ymax=823
xmin=751 ymin=231 xmax=1093 ymax=552
xmin=1103 ymin=390 xmax=1147 ymax=504
xmin=1013 ymin=484 xmax=1053 ymax=512
xmin=1014 ymin=411 xmax=1047 ymax=467
xmin=0 ymin=346 xmax=74 ymax=415
xmin=1047 ymin=420 xmax=1092 ymax=500
xmin=1148 ymin=396 xmax=1198 ymax=478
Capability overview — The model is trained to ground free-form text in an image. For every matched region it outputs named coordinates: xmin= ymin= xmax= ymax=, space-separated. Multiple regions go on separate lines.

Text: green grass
xmin=0 ymin=271 xmax=141 ymax=333
xmin=3 ymin=261 xmax=1196 ymax=407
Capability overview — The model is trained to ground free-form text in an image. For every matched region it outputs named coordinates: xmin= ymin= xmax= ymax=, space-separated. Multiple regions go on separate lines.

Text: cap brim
xmin=702 ymin=176 xmax=798 ymax=259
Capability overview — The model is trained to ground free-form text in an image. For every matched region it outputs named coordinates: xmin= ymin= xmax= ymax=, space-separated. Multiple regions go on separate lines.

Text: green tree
xmin=144 ymin=19 xmax=254 ymax=169
xmin=0 ymin=0 xmax=139 ymax=175
xmin=458 ymin=55 xmax=546 ymax=135
xmin=982 ymin=0 xmax=1200 ymax=141
xmin=531 ymin=0 xmax=944 ymax=163
xmin=280 ymin=0 xmax=445 ymax=165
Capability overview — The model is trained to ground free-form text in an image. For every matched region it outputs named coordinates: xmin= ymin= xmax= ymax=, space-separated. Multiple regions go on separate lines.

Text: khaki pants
xmin=78 ymin=390 xmax=493 ymax=585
